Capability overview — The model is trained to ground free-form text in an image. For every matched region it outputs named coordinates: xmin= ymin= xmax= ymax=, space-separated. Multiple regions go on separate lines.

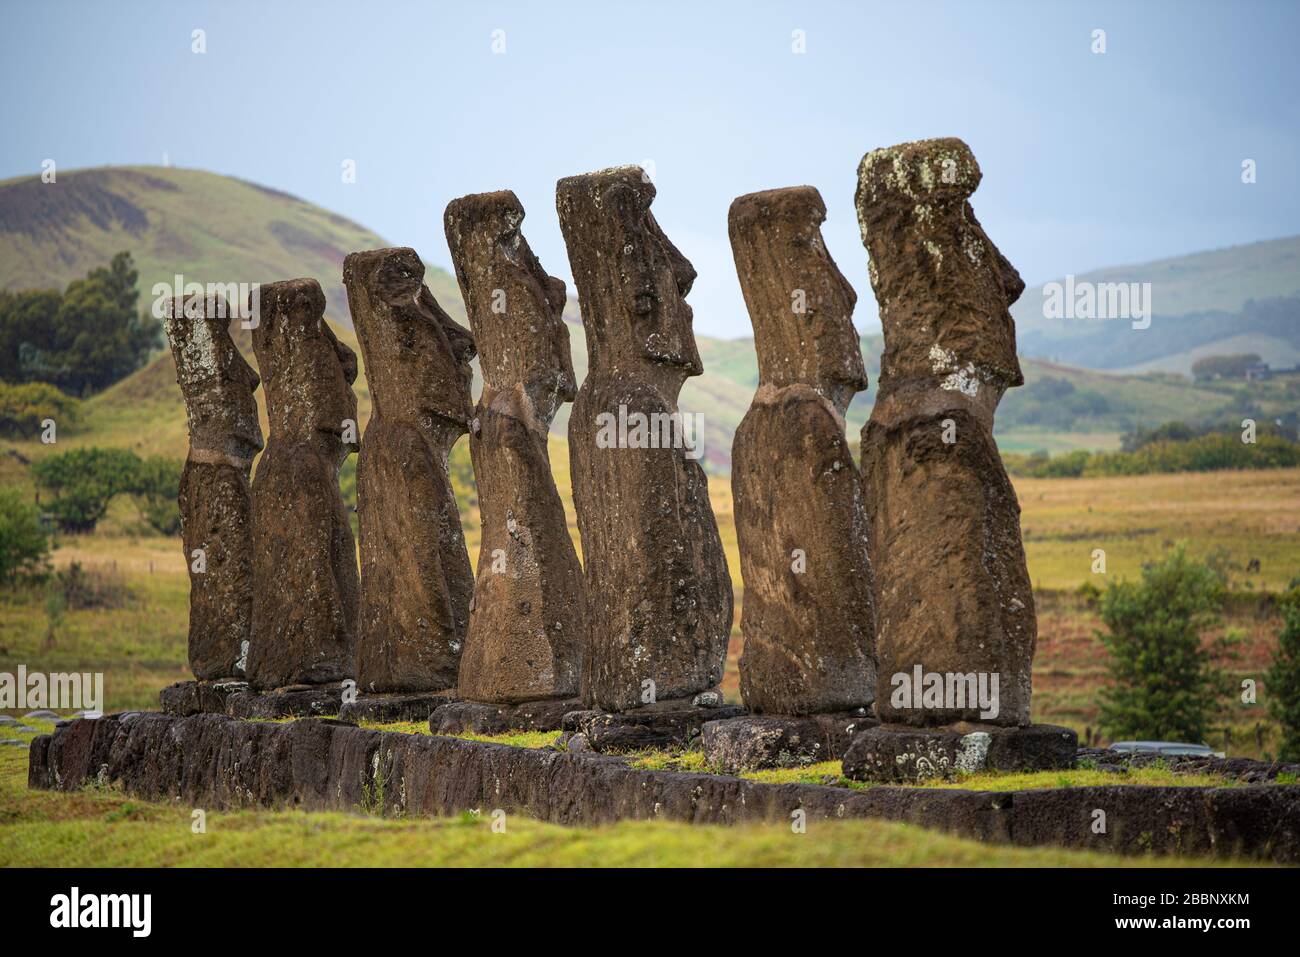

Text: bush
xmin=0 ymin=487 xmax=51 ymax=585
xmin=1266 ymin=580 xmax=1300 ymax=762
xmin=0 ymin=381 xmax=81 ymax=439
xmin=1098 ymin=544 xmax=1232 ymax=743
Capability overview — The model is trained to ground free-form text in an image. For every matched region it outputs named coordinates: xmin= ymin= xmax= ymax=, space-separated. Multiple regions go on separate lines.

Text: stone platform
xmin=27 ymin=712 xmax=1300 ymax=862
xmin=700 ymin=711 xmax=877 ymax=772
xmin=159 ymin=680 xmax=346 ymax=720
xmin=842 ymin=723 xmax=1078 ymax=783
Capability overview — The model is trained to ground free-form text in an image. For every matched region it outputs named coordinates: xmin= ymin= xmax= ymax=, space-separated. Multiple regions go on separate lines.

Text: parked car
xmin=1109 ymin=741 xmax=1226 ymax=759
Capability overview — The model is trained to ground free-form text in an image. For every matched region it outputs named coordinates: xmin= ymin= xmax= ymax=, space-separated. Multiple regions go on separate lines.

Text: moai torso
xmin=728 ymin=187 xmax=876 ymax=715
xmin=855 ymin=138 xmax=1035 ymax=726
xmin=163 ymin=295 xmax=263 ymax=681
xmin=445 ymin=191 xmax=585 ymax=703
xmin=247 ymin=279 xmax=360 ymax=689
xmin=344 ymin=248 xmax=476 ymax=694
xmin=557 ymin=166 xmax=733 ymax=712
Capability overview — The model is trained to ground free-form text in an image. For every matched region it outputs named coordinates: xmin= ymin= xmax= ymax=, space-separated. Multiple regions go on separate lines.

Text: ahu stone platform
xmin=28 ymin=713 xmax=1300 ymax=863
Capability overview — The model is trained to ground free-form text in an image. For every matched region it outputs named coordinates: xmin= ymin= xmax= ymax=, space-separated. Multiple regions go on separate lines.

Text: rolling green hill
xmin=0 ymin=165 xmax=464 ymax=327
xmin=3 ymin=166 xmax=1296 ymax=473
xmin=1011 ymin=236 xmax=1300 ymax=373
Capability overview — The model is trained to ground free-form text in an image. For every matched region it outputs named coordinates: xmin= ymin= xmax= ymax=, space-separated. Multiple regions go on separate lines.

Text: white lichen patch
xmin=955 ymin=732 xmax=991 ymax=773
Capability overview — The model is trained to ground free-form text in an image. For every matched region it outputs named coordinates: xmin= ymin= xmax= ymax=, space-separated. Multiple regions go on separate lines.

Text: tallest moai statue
xmin=845 ymin=138 xmax=1075 ymax=782
xmin=854 ymin=138 xmax=1034 ymax=727
xmin=557 ymin=166 xmax=733 ymax=713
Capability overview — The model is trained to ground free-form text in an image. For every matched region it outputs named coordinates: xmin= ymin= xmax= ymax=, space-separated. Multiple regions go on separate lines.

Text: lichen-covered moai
xmin=556 ymin=166 xmax=734 ymax=718
xmin=342 ymin=248 xmax=476 ymax=711
xmin=246 ymin=279 xmax=361 ymax=695
xmin=162 ymin=294 xmax=263 ymax=681
xmin=843 ymin=138 xmax=1075 ymax=780
xmin=443 ymin=191 xmax=585 ymax=710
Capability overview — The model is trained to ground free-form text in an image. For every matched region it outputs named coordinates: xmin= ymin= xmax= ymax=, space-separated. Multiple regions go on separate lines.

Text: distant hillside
xmin=3 ymin=166 xmax=1296 ymax=472
xmin=0 ymin=165 xmax=464 ymax=326
xmin=1011 ymin=236 xmax=1300 ymax=372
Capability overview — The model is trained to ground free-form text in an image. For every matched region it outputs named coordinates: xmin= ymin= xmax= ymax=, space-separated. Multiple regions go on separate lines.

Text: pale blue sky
xmin=3 ymin=0 xmax=1297 ymax=336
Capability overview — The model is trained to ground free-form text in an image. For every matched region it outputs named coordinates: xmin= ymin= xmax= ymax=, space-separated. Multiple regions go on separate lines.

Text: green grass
xmin=0 ymin=723 xmax=1241 ymax=867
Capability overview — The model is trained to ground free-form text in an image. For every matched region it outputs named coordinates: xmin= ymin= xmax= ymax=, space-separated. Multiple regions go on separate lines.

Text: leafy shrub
xmin=0 ymin=487 xmax=51 ymax=585
xmin=0 ymin=381 xmax=80 ymax=439
xmin=1266 ymin=580 xmax=1300 ymax=762
xmin=1098 ymin=544 xmax=1232 ymax=743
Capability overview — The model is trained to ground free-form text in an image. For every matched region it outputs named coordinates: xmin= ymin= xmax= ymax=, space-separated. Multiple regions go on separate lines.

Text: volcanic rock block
xmin=727 ymin=186 xmax=876 ymax=715
xmin=246 ymin=279 xmax=360 ymax=690
xmin=444 ymin=191 xmax=585 ymax=703
xmin=700 ymin=712 xmax=875 ymax=773
xmin=855 ymin=138 xmax=1035 ymax=726
xmin=162 ymin=295 xmax=263 ymax=680
xmin=842 ymin=724 xmax=1078 ymax=784
xmin=343 ymin=247 xmax=476 ymax=694
xmin=429 ymin=697 xmax=583 ymax=735
xmin=556 ymin=166 xmax=733 ymax=712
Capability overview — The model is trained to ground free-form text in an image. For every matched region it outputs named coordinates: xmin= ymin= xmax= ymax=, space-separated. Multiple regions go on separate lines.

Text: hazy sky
xmin=3 ymin=0 xmax=1297 ymax=337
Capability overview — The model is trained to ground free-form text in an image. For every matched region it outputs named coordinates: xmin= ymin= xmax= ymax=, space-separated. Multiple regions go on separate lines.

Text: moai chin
xmin=163 ymin=294 xmax=263 ymax=681
xmin=728 ymin=187 xmax=876 ymax=715
xmin=343 ymin=247 xmax=476 ymax=694
xmin=855 ymin=138 xmax=1035 ymax=726
xmin=556 ymin=166 xmax=733 ymax=712
xmin=246 ymin=279 xmax=360 ymax=690
xmin=444 ymin=190 xmax=585 ymax=703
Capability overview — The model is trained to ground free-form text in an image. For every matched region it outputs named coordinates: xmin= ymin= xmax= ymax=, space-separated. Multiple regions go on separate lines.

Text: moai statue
xmin=163 ymin=294 xmax=263 ymax=681
xmin=343 ymin=247 xmax=476 ymax=695
xmin=728 ymin=187 xmax=876 ymax=716
xmin=444 ymin=191 xmax=585 ymax=704
xmin=556 ymin=166 xmax=733 ymax=713
xmin=247 ymin=279 xmax=360 ymax=691
xmin=841 ymin=139 xmax=1076 ymax=783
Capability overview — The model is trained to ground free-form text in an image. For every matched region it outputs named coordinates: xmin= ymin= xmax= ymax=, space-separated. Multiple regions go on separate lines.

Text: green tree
xmin=0 ymin=487 xmax=51 ymax=584
xmin=1098 ymin=544 xmax=1231 ymax=742
xmin=31 ymin=446 xmax=142 ymax=532
xmin=0 ymin=252 xmax=160 ymax=396
xmin=131 ymin=455 xmax=182 ymax=535
xmin=1266 ymin=580 xmax=1300 ymax=762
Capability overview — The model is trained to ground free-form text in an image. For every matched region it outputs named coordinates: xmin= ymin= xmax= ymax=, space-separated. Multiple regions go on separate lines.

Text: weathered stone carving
xmin=343 ymin=248 xmax=476 ymax=694
xmin=727 ymin=186 xmax=876 ymax=715
xmin=556 ymin=166 xmax=733 ymax=712
xmin=444 ymin=191 xmax=585 ymax=704
xmin=162 ymin=295 xmax=263 ymax=680
xmin=246 ymin=279 xmax=360 ymax=690
xmin=855 ymin=137 xmax=1035 ymax=726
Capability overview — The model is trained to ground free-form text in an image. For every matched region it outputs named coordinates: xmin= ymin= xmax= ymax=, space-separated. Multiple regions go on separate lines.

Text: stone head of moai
xmin=555 ymin=166 xmax=702 ymax=391
xmin=855 ymin=137 xmax=1025 ymax=417
xmin=728 ymin=186 xmax=868 ymax=417
xmin=341 ymin=247 xmax=475 ymax=437
xmin=251 ymin=279 xmax=359 ymax=464
xmin=445 ymin=190 xmax=574 ymax=428
xmin=162 ymin=295 xmax=263 ymax=463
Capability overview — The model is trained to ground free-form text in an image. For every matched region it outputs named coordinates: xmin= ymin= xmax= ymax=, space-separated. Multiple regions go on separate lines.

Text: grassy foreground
xmin=0 ymin=722 xmax=1240 ymax=867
